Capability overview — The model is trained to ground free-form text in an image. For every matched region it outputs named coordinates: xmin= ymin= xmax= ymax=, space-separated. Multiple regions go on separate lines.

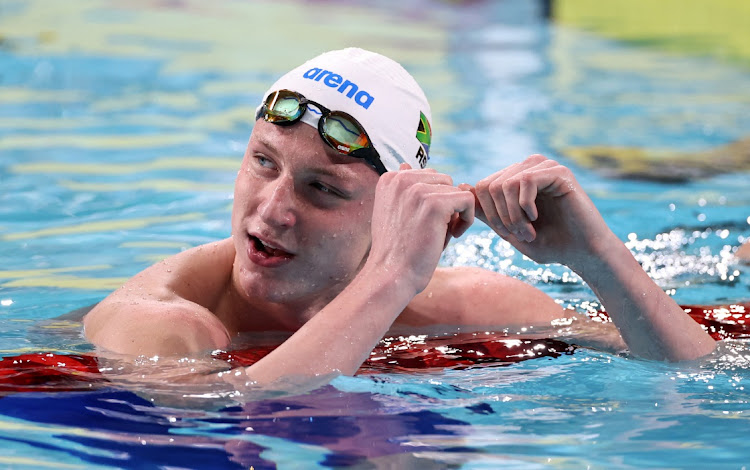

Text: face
xmin=231 ymin=119 xmax=380 ymax=310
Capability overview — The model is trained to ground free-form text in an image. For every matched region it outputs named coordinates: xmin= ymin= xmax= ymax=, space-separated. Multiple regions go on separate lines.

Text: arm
xmin=466 ymin=154 xmax=715 ymax=361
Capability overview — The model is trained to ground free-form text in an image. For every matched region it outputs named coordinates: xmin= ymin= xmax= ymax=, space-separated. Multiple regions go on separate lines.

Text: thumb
xmin=458 ymin=183 xmax=487 ymax=225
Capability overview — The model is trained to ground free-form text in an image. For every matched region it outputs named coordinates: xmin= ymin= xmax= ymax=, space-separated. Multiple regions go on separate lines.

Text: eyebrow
xmin=253 ymin=134 xmax=360 ymax=181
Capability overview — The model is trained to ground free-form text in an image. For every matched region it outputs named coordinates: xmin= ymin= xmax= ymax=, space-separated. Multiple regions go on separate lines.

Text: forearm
xmin=232 ymin=264 xmax=415 ymax=387
xmin=575 ymin=235 xmax=715 ymax=361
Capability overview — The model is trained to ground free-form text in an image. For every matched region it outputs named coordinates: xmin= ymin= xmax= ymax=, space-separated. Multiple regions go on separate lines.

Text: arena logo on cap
xmin=302 ymin=68 xmax=375 ymax=109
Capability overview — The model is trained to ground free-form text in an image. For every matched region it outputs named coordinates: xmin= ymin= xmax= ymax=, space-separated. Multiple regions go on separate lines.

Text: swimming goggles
xmin=256 ymin=89 xmax=388 ymax=175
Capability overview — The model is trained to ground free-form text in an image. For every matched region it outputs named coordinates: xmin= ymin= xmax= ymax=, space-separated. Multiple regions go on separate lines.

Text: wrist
xmin=569 ymin=232 xmax=635 ymax=284
xmin=357 ymin=257 xmax=424 ymax=303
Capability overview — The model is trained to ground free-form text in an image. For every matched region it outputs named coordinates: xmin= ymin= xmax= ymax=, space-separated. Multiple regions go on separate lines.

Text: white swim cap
xmin=259 ymin=48 xmax=432 ymax=172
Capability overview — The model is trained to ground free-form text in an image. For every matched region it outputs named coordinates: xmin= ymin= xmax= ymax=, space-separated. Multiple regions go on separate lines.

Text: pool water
xmin=2 ymin=0 xmax=750 ymax=468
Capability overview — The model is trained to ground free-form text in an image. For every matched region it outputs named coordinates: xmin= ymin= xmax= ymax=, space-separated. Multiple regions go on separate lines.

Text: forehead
xmin=249 ymin=120 xmax=379 ymax=181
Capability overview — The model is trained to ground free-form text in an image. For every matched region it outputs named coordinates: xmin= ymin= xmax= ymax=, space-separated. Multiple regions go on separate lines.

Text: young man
xmin=83 ymin=48 xmax=715 ymax=390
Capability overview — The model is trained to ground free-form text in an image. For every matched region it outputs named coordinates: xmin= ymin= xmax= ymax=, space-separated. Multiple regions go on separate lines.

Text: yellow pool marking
xmin=0 ymin=0 xmax=447 ymax=84
xmin=91 ymin=91 xmax=200 ymax=112
xmin=0 ymin=87 xmax=85 ymax=103
xmin=0 ymin=456 xmax=85 ymax=469
xmin=0 ymin=133 xmax=205 ymax=150
xmin=1 ymin=275 xmax=127 ymax=290
xmin=59 ymin=179 xmax=233 ymax=192
xmin=0 ymin=117 xmax=96 ymax=130
xmin=562 ymin=137 xmax=750 ymax=180
xmin=0 ymin=265 xmax=111 ymax=279
xmin=12 ymin=156 xmax=240 ymax=175
xmin=558 ymin=0 xmax=750 ymax=67
xmin=2 ymin=213 xmax=203 ymax=241
xmin=0 ymin=109 xmax=251 ymax=132
xmin=135 ymin=254 xmax=173 ymax=264
xmin=36 ymin=320 xmax=84 ymax=330
xmin=120 ymin=241 xmax=188 ymax=248
xmin=88 ymin=104 xmax=253 ymax=130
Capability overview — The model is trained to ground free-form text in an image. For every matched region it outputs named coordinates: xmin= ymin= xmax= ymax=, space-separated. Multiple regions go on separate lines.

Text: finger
xmin=500 ymin=177 xmax=534 ymax=240
xmin=450 ymin=191 xmax=475 ymax=238
xmin=518 ymin=175 xmax=539 ymax=222
xmin=474 ymin=181 xmax=509 ymax=236
xmin=489 ymin=179 xmax=513 ymax=233
xmin=450 ymin=208 xmax=474 ymax=238
xmin=530 ymin=164 xmax=576 ymax=197
xmin=493 ymin=155 xmax=550 ymax=185
xmin=497 ymin=158 xmax=560 ymax=240
xmin=458 ymin=183 xmax=486 ymax=224
xmin=441 ymin=191 xmax=475 ymax=246
xmin=444 ymin=213 xmax=459 ymax=249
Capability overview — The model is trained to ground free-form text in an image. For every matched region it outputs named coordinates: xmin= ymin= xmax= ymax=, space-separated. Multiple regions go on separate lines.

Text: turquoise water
xmin=2 ymin=0 xmax=750 ymax=468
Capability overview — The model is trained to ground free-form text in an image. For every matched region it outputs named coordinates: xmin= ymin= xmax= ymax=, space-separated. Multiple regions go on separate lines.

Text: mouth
xmin=248 ymin=234 xmax=294 ymax=260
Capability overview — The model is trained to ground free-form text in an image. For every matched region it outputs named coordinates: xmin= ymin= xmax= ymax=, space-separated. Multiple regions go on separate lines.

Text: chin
xmin=239 ymin=266 xmax=356 ymax=309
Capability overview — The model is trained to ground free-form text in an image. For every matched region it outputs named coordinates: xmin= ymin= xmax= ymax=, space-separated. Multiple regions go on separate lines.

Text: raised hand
xmin=369 ymin=163 xmax=475 ymax=294
xmin=466 ymin=154 xmax=615 ymax=272
xmin=466 ymin=154 xmax=716 ymax=361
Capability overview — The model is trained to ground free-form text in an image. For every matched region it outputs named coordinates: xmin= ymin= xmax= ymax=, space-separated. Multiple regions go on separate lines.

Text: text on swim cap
xmin=303 ymin=68 xmax=374 ymax=109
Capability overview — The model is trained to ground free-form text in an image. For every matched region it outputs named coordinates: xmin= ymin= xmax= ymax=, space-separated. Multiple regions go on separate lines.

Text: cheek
xmin=314 ymin=212 xmax=373 ymax=264
xmin=230 ymin=182 xmax=255 ymax=235
xmin=232 ymin=168 xmax=257 ymax=211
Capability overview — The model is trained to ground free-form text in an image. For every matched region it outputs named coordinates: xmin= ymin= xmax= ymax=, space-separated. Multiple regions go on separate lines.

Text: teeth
xmin=259 ymin=239 xmax=279 ymax=250
xmin=256 ymin=237 xmax=283 ymax=252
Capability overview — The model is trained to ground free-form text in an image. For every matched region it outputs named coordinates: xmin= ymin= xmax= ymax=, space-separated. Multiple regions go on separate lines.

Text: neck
xmin=215 ymin=262 xmax=342 ymax=335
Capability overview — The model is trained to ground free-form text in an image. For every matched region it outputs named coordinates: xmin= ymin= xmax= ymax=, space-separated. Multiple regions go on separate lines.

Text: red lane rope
xmin=1 ymin=302 xmax=748 ymax=393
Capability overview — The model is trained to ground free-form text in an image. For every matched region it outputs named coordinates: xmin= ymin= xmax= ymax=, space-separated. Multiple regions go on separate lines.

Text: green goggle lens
xmin=258 ymin=89 xmax=387 ymax=175
xmin=320 ymin=114 xmax=370 ymax=153
xmin=265 ymin=93 xmax=303 ymax=122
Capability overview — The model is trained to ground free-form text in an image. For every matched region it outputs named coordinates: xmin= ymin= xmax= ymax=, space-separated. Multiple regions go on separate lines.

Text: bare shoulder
xmin=83 ymin=238 xmax=236 ymax=356
xmin=397 ymin=266 xmax=566 ymax=327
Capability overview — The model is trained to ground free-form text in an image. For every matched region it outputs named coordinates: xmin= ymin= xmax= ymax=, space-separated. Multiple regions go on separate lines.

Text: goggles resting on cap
xmin=256 ymin=89 xmax=387 ymax=175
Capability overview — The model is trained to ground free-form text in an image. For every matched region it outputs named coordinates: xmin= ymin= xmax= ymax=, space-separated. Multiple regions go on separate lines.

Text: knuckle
xmin=528 ymin=154 xmax=547 ymax=163
xmin=488 ymin=179 xmax=504 ymax=193
xmin=378 ymin=171 xmax=395 ymax=185
xmin=557 ymin=165 xmax=572 ymax=178
xmin=501 ymin=178 xmax=519 ymax=193
xmin=475 ymin=178 xmax=490 ymax=192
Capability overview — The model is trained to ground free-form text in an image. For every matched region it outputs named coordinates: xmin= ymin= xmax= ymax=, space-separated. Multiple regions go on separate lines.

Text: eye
xmin=250 ymin=154 xmax=279 ymax=176
xmin=256 ymin=155 xmax=276 ymax=169
xmin=311 ymin=181 xmax=343 ymax=197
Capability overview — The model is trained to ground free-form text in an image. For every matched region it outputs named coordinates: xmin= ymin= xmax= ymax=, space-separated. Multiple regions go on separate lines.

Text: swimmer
xmin=83 ymin=48 xmax=716 ymax=390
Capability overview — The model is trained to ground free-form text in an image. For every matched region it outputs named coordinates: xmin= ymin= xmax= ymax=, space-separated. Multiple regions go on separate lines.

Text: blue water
xmin=2 ymin=0 xmax=750 ymax=468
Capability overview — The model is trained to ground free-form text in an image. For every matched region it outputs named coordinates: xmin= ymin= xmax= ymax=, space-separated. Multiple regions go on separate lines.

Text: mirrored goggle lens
xmin=264 ymin=91 xmax=303 ymax=122
xmin=321 ymin=112 xmax=370 ymax=154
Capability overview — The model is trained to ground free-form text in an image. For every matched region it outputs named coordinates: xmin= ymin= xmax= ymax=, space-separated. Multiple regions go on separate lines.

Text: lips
xmin=247 ymin=233 xmax=294 ymax=267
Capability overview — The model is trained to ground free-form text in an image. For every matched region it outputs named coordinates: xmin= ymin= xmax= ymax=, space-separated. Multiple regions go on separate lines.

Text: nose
xmin=257 ymin=176 xmax=297 ymax=228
